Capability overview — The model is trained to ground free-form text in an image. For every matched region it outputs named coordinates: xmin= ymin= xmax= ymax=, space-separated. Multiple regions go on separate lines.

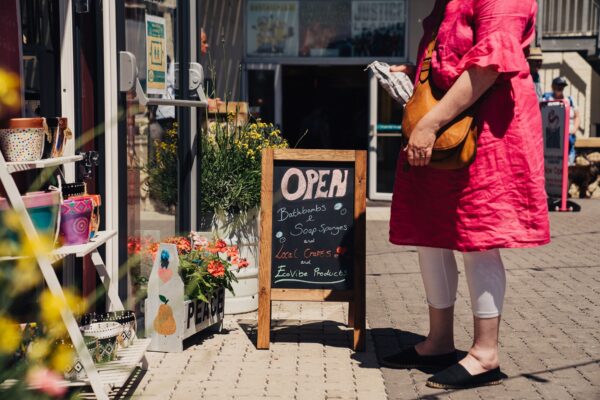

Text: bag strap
xmin=418 ymin=3 xmax=447 ymax=84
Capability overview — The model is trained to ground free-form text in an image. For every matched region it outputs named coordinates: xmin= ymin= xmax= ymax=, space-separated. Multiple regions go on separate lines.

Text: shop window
xmin=246 ymin=0 xmax=407 ymax=59
xmin=123 ymin=0 xmax=180 ymax=313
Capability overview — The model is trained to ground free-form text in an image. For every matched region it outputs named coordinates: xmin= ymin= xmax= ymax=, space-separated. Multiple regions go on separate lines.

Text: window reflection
xmin=124 ymin=0 xmax=178 ymax=313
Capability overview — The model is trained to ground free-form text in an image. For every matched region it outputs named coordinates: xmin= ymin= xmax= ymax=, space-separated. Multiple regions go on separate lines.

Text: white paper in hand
xmin=365 ymin=61 xmax=414 ymax=105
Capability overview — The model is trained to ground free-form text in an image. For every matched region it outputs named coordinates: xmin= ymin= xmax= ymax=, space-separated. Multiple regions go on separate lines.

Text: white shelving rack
xmin=0 ymin=152 xmax=149 ymax=400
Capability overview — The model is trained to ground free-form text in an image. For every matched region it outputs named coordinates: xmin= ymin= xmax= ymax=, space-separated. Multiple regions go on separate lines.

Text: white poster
xmin=247 ymin=1 xmax=299 ymax=57
xmin=146 ymin=14 xmax=167 ymax=95
xmin=351 ymin=1 xmax=406 ymax=57
xmin=541 ymin=101 xmax=567 ymax=198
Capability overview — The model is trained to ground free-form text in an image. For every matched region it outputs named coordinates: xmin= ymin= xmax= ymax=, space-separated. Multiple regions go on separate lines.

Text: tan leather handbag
xmin=402 ymin=34 xmax=478 ymax=170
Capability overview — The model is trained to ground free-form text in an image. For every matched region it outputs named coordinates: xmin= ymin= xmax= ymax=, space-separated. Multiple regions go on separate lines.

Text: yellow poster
xmin=146 ymin=14 xmax=166 ymax=95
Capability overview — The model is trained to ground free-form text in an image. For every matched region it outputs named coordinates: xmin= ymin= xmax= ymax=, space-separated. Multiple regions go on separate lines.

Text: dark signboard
xmin=271 ymin=160 xmax=355 ymax=290
xmin=258 ymin=149 xmax=366 ymax=351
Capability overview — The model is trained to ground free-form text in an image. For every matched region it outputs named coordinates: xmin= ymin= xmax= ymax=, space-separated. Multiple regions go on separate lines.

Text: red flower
xmin=207 ymin=246 xmax=220 ymax=254
xmin=207 ymin=260 xmax=225 ymax=277
xmin=226 ymin=246 xmax=239 ymax=258
xmin=164 ymin=236 xmax=192 ymax=254
xmin=215 ymin=239 xmax=227 ymax=251
xmin=127 ymin=237 xmax=141 ymax=254
xmin=238 ymin=258 xmax=249 ymax=269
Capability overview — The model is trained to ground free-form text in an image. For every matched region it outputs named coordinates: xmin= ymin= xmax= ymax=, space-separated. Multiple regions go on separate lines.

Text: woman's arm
xmin=407 ymin=66 xmax=499 ymax=166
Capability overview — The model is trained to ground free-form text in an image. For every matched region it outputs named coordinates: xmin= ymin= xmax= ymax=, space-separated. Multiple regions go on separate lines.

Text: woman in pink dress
xmin=382 ymin=0 xmax=550 ymax=389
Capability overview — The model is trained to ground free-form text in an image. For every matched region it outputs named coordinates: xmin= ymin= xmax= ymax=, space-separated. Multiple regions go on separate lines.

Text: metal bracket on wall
xmin=78 ymin=150 xmax=100 ymax=180
xmin=118 ymin=51 xmax=208 ymax=108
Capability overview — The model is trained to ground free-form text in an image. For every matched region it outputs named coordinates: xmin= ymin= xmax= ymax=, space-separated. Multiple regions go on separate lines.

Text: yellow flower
xmin=28 ymin=338 xmax=51 ymax=361
xmin=40 ymin=290 xmax=87 ymax=338
xmin=50 ymin=344 xmax=74 ymax=372
xmin=3 ymin=210 xmax=22 ymax=230
xmin=20 ymin=231 xmax=54 ymax=258
xmin=13 ymin=259 xmax=42 ymax=294
xmin=0 ymin=68 xmax=21 ymax=116
xmin=0 ymin=316 xmax=21 ymax=354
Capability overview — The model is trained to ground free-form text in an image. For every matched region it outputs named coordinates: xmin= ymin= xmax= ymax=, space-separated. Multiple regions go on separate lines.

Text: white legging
xmin=417 ymin=247 xmax=506 ymax=318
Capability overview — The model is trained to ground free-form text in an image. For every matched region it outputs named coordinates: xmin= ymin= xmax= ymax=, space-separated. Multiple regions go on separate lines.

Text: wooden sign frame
xmin=258 ymin=149 xmax=367 ymax=351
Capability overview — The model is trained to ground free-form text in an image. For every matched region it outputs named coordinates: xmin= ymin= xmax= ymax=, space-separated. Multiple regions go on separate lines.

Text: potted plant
xmin=143 ymin=234 xmax=247 ymax=351
xmin=200 ymin=117 xmax=288 ymax=313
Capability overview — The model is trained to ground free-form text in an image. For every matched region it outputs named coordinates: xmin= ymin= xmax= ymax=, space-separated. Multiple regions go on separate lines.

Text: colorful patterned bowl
xmin=23 ymin=190 xmax=62 ymax=243
xmin=69 ymin=194 xmax=101 ymax=238
xmin=59 ymin=197 xmax=93 ymax=245
xmin=45 ymin=117 xmax=72 ymax=158
xmin=81 ymin=310 xmax=136 ymax=348
xmin=63 ymin=336 xmax=98 ymax=380
xmin=0 ymin=190 xmax=61 ymax=256
xmin=0 ymin=118 xmax=50 ymax=162
xmin=80 ymin=322 xmax=122 ymax=363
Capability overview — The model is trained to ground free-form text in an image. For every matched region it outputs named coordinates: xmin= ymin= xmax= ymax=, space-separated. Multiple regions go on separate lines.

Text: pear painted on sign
xmin=154 ymin=295 xmax=177 ymax=336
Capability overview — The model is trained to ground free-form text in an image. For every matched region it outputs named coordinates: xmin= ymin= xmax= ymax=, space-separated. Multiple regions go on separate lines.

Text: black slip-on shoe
xmin=426 ymin=363 xmax=506 ymax=389
xmin=381 ymin=347 xmax=457 ymax=369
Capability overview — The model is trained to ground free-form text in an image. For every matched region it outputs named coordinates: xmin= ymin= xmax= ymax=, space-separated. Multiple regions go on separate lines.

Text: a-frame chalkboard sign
xmin=258 ymin=149 xmax=366 ymax=351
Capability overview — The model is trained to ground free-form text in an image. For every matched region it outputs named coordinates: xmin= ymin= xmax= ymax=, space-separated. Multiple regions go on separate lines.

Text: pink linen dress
xmin=389 ymin=0 xmax=551 ymax=252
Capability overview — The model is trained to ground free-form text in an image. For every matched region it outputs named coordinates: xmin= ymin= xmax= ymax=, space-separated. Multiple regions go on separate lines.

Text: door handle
xmin=119 ymin=51 xmax=208 ymax=108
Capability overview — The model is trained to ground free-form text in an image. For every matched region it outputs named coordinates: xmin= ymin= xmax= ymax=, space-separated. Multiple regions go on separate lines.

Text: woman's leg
xmin=460 ymin=249 xmax=506 ymax=374
xmin=415 ymin=246 xmax=459 ymax=355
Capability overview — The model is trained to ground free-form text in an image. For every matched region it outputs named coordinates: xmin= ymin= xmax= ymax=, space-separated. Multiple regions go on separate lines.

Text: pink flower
xmin=27 ymin=367 xmax=67 ymax=398
xmin=190 ymin=232 xmax=209 ymax=248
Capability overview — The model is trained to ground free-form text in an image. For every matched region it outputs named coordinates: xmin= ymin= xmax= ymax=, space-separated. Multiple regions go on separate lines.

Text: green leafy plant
xmin=144 ymin=123 xmax=178 ymax=211
xmin=201 ymin=118 xmax=288 ymax=215
xmin=145 ymin=234 xmax=247 ymax=303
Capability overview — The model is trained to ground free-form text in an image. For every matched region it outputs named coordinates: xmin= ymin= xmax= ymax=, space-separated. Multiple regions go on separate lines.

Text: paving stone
xmin=367 ymin=200 xmax=600 ymax=400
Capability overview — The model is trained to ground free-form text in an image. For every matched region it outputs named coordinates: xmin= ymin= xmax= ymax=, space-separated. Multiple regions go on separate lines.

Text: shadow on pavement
xmin=237 ymin=318 xmax=383 ymax=369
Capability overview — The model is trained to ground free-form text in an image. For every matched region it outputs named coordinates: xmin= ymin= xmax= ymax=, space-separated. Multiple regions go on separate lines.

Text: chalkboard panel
xmin=271 ymin=160 xmax=355 ymax=290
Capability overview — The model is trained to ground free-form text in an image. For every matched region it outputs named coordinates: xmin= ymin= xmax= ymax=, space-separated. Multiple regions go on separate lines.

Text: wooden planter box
xmin=144 ymin=243 xmax=225 ymax=353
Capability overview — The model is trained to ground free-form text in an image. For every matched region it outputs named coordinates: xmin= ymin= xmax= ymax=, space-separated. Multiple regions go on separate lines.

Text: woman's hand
xmin=390 ymin=64 xmax=416 ymax=81
xmin=406 ymin=116 xmax=438 ymax=167
xmin=403 ymin=66 xmax=500 ymax=167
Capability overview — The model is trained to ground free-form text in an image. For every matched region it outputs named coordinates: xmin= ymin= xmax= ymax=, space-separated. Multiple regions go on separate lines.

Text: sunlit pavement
xmin=84 ymin=201 xmax=599 ymax=399
xmin=368 ymin=199 xmax=600 ymax=399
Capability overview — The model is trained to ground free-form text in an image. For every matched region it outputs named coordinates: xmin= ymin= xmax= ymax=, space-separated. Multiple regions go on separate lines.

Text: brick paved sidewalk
xmin=121 ymin=302 xmax=386 ymax=400
xmin=368 ymin=200 xmax=600 ymax=399
xmin=99 ymin=201 xmax=599 ymax=399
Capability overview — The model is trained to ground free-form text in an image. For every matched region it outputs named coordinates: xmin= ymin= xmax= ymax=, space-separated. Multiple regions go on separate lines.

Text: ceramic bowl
xmin=81 ymin=310 xmax=136 ymax=348
xmin=63 ymin=336 xmax=98 ymax=380
xmin=80 ymin=322 xmax=122 ymax=363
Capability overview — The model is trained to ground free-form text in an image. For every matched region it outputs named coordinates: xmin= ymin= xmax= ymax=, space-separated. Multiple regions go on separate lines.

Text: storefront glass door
xmin=120 ymin=0 xmax=187 ymax=312
xmin=368 ymin=73 xmax=403 ymax=200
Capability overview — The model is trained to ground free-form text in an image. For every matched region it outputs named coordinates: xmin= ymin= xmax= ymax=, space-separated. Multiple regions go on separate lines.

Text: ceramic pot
xmin=59 ymin=197 xmax=93 ymax=245
xmin=0 ymin=191 xmax=61 ymax=256
xmin=81 ymin=310 xmax=136 ymax=348
xmin=80 ymin=322 xmax=122 ymax=363
xmin=70 ymin=194 xmax=101 ymax=238
xmin=23 ymin=190 xmax=62 ymax=243
xmin=63 ymin=336 xmax=98 ymax=380
xmin=0 ymin=118 xmax=50 ymax=162
xmin=45 ymin=117 xmax=72 ymax=158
